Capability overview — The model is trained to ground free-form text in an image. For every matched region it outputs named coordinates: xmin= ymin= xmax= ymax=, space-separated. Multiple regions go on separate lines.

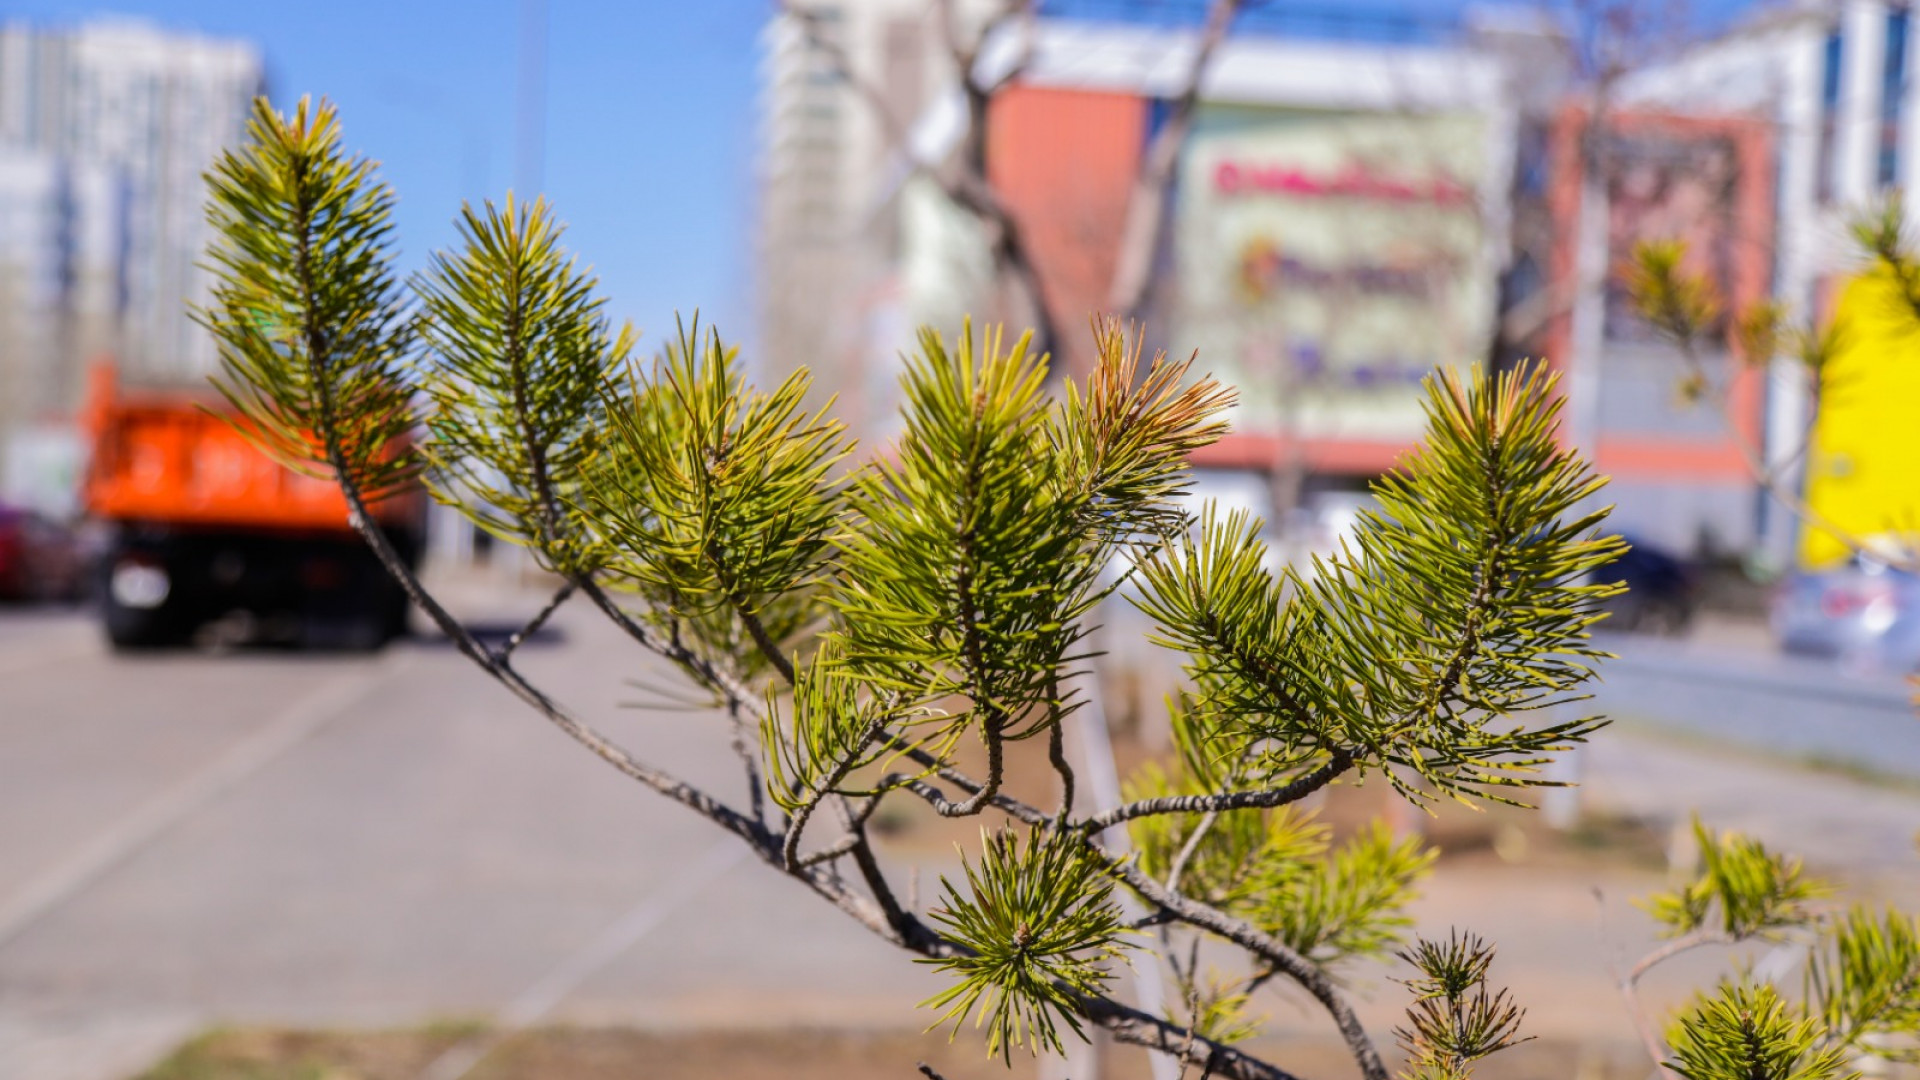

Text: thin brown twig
xmin=1166 ymin=810 xmax=1220 ymax=895
xmin=1048 ymin=712 xmax=1077 ymax=822
xmin=1108 ymin=0 xmax=1242 ymax=321
xmin=1609 ymin=920 xmax=1726 ymax=1080
xmin=782 ymin=0 xmax=1056 ymax=356
xmin=496 ymin=579 xmax=576 ymax=662
xmin=782 ymin=715 xmax=888 ymax=869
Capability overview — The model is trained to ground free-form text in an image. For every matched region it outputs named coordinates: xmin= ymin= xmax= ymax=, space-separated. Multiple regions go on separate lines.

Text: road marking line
xmin=0 ymin=655 xmax=405 ymax=951
xmin=418 ymin=839 xmax=749 ymax=1080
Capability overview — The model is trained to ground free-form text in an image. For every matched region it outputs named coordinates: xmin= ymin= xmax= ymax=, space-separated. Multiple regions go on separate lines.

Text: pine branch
xmin=882 ymin=757 xmax=1388 ymax=1080
xmin=1081 ymin=751 xmax=1353 ymax=833
xmin=496 ymin=581 xmax=576 ymax=664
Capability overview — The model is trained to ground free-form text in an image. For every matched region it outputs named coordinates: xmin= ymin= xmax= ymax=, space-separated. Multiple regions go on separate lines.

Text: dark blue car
xmin=1596 ymin=535 xmax=1699 ymax=636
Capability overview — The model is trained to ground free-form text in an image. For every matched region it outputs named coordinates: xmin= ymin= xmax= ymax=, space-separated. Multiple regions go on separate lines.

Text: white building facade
xmin=1620 ymin=0 xmax=1918 ymax=562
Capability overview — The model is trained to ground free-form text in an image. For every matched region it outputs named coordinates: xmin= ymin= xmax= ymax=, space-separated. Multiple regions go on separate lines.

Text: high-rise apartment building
xmin=758 ymin=0 xmax=1006 ymax=436
xmin=0 ymin=19 xmax=262 ymax=511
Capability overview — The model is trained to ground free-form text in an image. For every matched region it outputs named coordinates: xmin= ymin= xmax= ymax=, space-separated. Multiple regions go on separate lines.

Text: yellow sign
xmin=1801 ymin=272 xmax=1920 ymax=567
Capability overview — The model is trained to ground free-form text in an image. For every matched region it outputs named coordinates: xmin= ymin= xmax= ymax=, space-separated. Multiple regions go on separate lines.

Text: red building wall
xmin=1544 ymin=105 xmax=1775 ymax=484
xmin=986 ymin=85 xmax=1146 ymax=376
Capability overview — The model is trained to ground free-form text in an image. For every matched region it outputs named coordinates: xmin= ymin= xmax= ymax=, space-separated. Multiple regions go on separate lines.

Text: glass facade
xmin=1881 ymin=7 xmax=1909 ymax=188
xmin=1819 ymin=27 xmax=1843 ymax=203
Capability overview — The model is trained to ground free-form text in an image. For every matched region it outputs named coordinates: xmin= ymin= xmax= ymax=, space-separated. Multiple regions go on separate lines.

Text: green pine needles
xmin=1134 ymin=366 xmax=1627 ymax=807
xmin=1616 ymin=821 xmax=1920 ymax=1080
xmin=194 ymin=96 xmax=1920 ymax=1080
xmin=921 ymin=827 xmax=1126 ymax=1061
xmin=1641 ymin=818 xmax=1830 ymax=942
xmin=414 ymin=193 xmax=633 ymax=575
xmin=200 ymin=97 xmax=418 ymax=501
xmin=1395 ymin=932 xmax=1530 ymax=1080
xmin=1666 ymin=984 xmax=1850 ymax=1080
xmin=834 ymin=323 xmax=1097 ymax=764
xmin=1809 ymin=906 xmax=1920 ymax=1062
xmin=592 ymin=317 xmax=848 ymax=676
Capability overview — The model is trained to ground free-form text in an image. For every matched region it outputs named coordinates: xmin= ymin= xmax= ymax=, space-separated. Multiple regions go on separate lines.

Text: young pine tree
xmin=195 ymin=95 xmax=1908 ymax=1080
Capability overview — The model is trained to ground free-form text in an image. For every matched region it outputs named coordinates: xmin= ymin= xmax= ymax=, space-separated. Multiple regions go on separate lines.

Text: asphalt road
xmin=2 ymin=593 xmax=1917 ymax=1080
xmin=1591 ymin=631 xmax=1920 ymax=779
xmin=0 ymin=595 xmax=943 ymax=1080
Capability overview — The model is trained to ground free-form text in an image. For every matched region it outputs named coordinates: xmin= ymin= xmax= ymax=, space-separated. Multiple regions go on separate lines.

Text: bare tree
xmin=779 ymin=0 xmax=1058 ymax=357
xmin=775 ymin=0 xmax=1247 ymax=367
xmin=1105 ymin=0 xmax=1243 ymax=323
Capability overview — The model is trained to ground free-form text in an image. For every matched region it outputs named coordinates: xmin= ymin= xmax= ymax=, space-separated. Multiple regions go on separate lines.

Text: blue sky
xmin=10 ymin=0 xmax=1764 ymax=355
xmin=12 ymin=0 xmax=765 ymax=348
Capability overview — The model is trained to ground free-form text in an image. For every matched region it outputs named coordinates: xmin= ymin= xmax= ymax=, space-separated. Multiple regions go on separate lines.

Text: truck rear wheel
xmin=105 ymin=605 xmax=190 ymax=649
xmin=102 ymin=551 xmax=189 ymax=649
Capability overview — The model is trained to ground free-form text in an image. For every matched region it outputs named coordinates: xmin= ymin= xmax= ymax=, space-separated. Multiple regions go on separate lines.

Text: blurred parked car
xmin=0 ymin=504 xmax=86 ymax=602
xmin=1773 ymin=554 xmax=1920 ymax=672
xmin=1596 ymin=535 xmax=1699 ymax=636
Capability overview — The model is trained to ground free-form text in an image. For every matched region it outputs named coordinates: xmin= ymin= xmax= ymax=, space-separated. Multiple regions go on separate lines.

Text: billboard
xmin=1172 ymin=104 xmax=1496 ymax=451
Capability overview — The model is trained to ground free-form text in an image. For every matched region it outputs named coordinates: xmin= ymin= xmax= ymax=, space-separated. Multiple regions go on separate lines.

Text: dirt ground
xmin=138 ymin=1025 xmax=1657 ymax=1080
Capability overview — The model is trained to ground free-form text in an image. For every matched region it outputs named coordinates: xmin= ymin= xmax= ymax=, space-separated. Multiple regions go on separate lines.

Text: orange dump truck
xmin=81 ymin=366 xmax=424 ymax=649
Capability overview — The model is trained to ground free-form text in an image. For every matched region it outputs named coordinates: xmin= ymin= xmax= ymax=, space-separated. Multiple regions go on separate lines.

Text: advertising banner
xmin=1173 ymin=104 xmax=1494 ymax=445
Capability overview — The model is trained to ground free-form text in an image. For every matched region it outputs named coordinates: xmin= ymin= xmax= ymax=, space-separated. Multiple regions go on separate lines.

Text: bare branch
xmin=574 ymin=577 xmax=764 ymax=706
xmin=1614 ymin=929 xmax=1726 ymax=1080
xmin=842 ymin=797 xmax=916 ymax=940
xmin=783 ymin=714 xmax=887 ymax=870
xmin=734 ymin=601 xmax=797 ymax=685
xmin=1080 ymin=751 xmax=1353 ymax=833
xmin=1627 ymin=928 xmax=1728 ymax=988
xmin=795 ymin=832 xmax=860 ymax=869
xmin=1047 ymin=718 xmax=1076 ymax=821
xmin=884 ymin=771 xmax=1001 ymax=819
xmin=1081 ymin=992 xmax=1301 ymax=1080
xmin=795 ymin=793 xmax=885 ymax=869
xmin=778 ymin=0 xmax=1056 ymax=356
xmin=726 ymin=696 xmax=768 ymax=827
xmin=891 ymin=739 xmax=1049 ymax=825
xmin=1107 ymin=0 xmax=1242 ymax=320
xmin=781 ymin=1 xmax=918 ymax=157
xmin=496 ymin=580 xmax=576 ymax=663
xmin=1109 ymin=855 xmax=1390 ymax=1080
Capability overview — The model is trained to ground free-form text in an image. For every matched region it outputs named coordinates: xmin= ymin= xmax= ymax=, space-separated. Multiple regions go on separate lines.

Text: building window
xmin=1881 ymin=6 xmax=1910 ymax=188
xmin=1819 ymin=26 xmax=1843 ymax=203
